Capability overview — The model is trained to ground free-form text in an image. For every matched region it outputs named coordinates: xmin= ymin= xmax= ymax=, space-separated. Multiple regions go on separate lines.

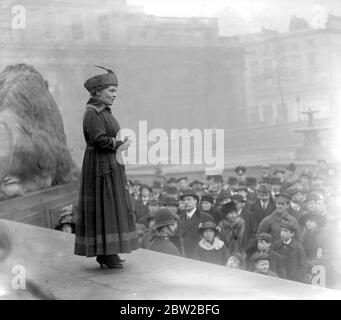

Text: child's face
xmin=255 ymin=260 xmax=269 ymax=274
xmin=203 ymin=229 xmax=215 ymax=242
xmin=257 ymin=240 xmax=271 ymax=252
xmin=226 ymin=256 xmax=240 ymax=269
xmin=280 ymin=228 xmax=294 ymax=242
xmin=201 ymin=201 xmax=212 ymax=212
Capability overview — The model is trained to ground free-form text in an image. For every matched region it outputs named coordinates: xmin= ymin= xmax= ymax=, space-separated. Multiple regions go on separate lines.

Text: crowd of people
xmin=129 ymin=160 xmax=341 ymax=289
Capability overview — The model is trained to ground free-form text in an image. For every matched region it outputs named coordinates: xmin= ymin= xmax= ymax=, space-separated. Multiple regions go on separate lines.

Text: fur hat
xmin=84 ymin=66 xmax=118 ymax=93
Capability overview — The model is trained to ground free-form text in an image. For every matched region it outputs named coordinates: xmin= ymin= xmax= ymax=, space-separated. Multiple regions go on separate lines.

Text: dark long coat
xmin=145 ymin=234 xmax=181 ymax=257
xmin=272 ymin=238 xmax=307 ymax=283
xmin=74 ymin=97 xmax=138 ymax=257
xmin=239 ymin=207 xmax=258 ymax=253
xmin=177 ymin=209 xmax=213 ymax=258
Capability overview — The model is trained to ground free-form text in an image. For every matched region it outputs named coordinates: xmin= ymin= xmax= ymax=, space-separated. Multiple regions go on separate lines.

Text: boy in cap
xmin=177 ymin=190 xmax=213 ymax=258
xmin=218 ymin=202 xmax=245 ymax=254
xmin=257 ymin=193 xmax=301 ymax=243
xmin=253 ymin=253 xmax=279 ymax=278
xmin=248 ymin=233 xmax=286 ymax=278
xmin=272 ymin=220 xmax=307 ymax=283
xmin=193 ymin=221 xmax=229 ymax=266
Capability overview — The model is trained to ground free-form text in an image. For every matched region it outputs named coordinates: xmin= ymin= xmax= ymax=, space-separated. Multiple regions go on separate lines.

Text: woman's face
xmin=203 ymin=229 xmax=215 ymax=242
xmin=96 ymin=85 xmax=117 ymax=105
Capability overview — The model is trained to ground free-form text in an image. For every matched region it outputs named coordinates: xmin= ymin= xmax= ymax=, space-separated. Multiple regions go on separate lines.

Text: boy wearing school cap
xmin=272 ymin=220 xmax=308 ymax=283
xmin=248 ymin=233 xmax=287 ymax=278
xmin=257 ymin=193 xmax=301 ymax=243
xmin=252 ymin=253 xmax=279 ymax=278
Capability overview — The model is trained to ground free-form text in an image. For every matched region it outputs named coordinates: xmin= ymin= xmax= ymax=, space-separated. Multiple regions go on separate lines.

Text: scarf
xmin=199 ymin=237 xmax=225 ymax=250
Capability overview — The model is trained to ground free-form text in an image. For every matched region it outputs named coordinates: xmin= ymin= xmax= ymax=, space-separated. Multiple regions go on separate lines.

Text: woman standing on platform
xmin=74 ymin=66 xmax=138 ymax=268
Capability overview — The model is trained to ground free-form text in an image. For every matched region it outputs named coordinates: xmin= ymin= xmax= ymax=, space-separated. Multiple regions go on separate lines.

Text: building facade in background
xmin=0 ymin=0 xmax=246 ymax=165
xmin=241 ymin=14 xmax=341 ymax=127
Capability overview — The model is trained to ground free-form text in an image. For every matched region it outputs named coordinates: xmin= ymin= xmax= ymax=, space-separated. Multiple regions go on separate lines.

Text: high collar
xmin=86 ymin=97 xmax=111 ymax=112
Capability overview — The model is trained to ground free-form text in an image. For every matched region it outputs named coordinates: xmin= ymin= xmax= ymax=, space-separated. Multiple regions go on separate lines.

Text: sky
xmin=127 ymin=0 xmax=341 ymax=35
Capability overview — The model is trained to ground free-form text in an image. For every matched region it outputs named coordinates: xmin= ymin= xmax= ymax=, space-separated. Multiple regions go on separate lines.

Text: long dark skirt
xmin=74 ymin=149 xmax=138 ymax=257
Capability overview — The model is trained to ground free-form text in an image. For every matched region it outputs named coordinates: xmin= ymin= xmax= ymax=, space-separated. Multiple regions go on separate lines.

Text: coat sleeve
xmin=276 ymin=254 xmax=288 ymax=279
xmin=295 ymin=243 xmax=308 ymax=283
xmin=84 ymin=109 xmax=116 ymax=150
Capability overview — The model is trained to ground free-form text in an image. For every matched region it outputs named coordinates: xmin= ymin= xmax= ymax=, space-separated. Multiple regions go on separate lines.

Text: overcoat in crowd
xmin=272 ymin=238 xmax=307 ymax=283
xmin=177 ymin=209 xmax=213 ymax=258
xmin=250 ymin=197 xmax=276 ymax=227
xmin=74 ymin=97 xmax=138 ymax=257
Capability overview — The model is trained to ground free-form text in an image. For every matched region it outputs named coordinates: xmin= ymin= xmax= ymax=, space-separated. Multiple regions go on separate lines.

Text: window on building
xmin=98 ymin=14 xmax=110 ymax=40
xmin=71 ymin=14 xmax=84 ymax=40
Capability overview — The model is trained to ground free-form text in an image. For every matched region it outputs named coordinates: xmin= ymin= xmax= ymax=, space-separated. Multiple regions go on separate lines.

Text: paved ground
xmin=0 ymin=219 xmax=341 ymax=300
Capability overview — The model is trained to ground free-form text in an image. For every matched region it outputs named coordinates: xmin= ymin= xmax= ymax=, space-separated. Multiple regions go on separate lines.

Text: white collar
xmin=186 ymin=207 xmax=197 ymax=219
xmin=283 ymin=238 xmax=292 ymax=245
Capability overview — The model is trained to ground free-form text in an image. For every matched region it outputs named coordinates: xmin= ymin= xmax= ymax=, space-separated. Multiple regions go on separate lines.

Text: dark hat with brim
xmin=153 ymin=208 xmax=178 ymax=229
xmin=257 ymin=232 xmax=273 ymax=243
xmin=254 ymin=252 xmax=271 ymax=263
xmin=274 ymin=193 xmax=292 ymax=202
xmin=176 ymin=176 xmax=188 ymax=183
xmin=201 ymin=194 xmax=214 ymax=204
xmin=180 ymin=190 xmax=199 ymax=201
xmin=221 ymin=201 xmax=237 ymax=215
xmin=189 ymin=180 xmax=203 ymax=188
xmin=231 ymin=194 xmax=245 ymax=203
xmin=198 ymin=221 xmax=219 ymax=234
xmin=280 ymin=220 xmax=296 ymax=232
xmin=162 ymin=197 xmax=178 ymax=207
